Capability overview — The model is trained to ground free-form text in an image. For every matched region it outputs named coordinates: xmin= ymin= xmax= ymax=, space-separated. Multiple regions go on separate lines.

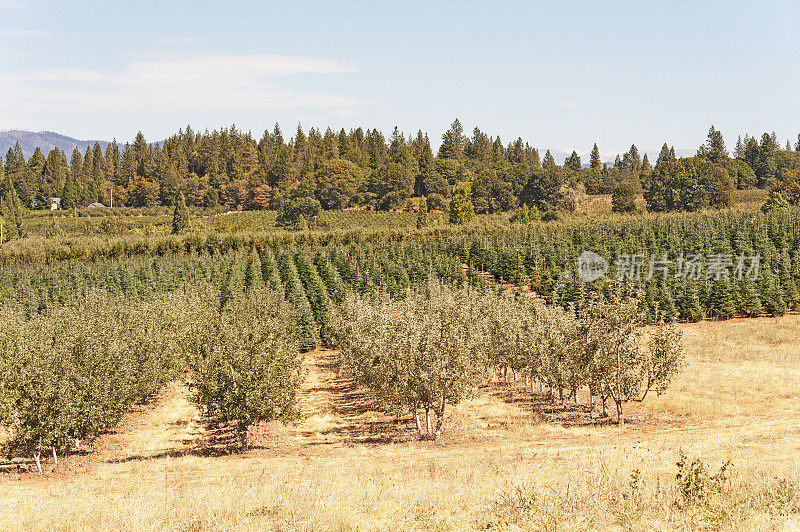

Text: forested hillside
xmin=0 ymin=131 xmax=108 ymax=161
xmin=2 ymin=121 xmax=800 ymax=217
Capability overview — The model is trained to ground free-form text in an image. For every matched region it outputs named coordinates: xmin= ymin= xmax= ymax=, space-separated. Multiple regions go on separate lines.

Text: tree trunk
xmin=558 ymin=387 xmax=564 ymax=403
xmin=238 ymin=429 xmax=248 ymax=452
xmin=601 ymin=396 xmax=607 ymax=417
xmin=425 ymin=408 xmax=432 ymax=437
xmin=52 ymin=447 xmax=58 ymax=467
xmin=34 ymin=452 xmax=42 ymax=474
xmin=414 ymin=409 xmax=423 ymax=436
xmin=434 ymin=395 xmax=447 ymax=438
xmin=616 ymin=400 xmax=624 ymax=426
xmin=571 ymin=388 xmax=578 ymax=404
xmin=589 ymin=395 xmax=595 ymax=418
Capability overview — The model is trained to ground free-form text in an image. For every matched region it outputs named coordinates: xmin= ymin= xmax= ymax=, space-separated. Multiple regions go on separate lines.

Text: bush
xmin=334 ymin=280 xmax=490 ymax=439
xmin=186 ymin=288 xmax=303 ymax=451
xmin=611 ymin=179 xmax=638 ymax=213
xmin=762 ymin=190 xmax=790 ymax=214
xmin=676 ymin=451 xmax=731 ymax=506
xmin=449 ymin=182 xmax=475 ymax=224
xmin=0 ymin=290 xmax=200 ymax=471
xmin=275 ymin=197 xmax=321 ymax=228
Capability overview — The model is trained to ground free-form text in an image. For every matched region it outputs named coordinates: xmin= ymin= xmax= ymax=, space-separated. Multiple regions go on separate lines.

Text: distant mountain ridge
xmin=0 ymin=130 xmax=110 ymax=158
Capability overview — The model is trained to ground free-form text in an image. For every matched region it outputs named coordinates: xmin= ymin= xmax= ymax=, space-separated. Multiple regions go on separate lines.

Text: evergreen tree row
xmin=4 ymin=122 xmax=798 ymax=218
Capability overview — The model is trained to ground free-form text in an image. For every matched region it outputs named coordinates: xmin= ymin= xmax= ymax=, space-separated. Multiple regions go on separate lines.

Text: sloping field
xmin=0 ymin=317 xmax=799 ymax=530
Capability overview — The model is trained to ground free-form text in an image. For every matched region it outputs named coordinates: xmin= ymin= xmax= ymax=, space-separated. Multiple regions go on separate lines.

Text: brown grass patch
xmin=1 ymin=317 xmax=799 ymax=530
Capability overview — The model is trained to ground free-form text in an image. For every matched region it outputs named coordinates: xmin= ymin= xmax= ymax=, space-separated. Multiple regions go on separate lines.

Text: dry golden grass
xmin=1 ymin=317 xmax=800 ymax=530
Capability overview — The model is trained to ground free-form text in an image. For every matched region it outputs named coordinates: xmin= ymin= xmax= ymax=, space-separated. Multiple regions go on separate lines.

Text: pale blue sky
xmin=1 ymin=0 xmax=798 ymax=157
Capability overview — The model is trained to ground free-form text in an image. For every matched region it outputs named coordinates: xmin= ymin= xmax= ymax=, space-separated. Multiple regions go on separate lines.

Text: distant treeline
xmin=1 ymin=121 xmax=799 ymax=215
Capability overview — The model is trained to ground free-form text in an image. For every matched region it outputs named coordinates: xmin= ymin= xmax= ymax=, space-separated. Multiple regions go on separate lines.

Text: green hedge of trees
xmin=3 ymin=122 xmax=799 ymax=221
xmin=333 ymin=281 xmax=683 ymax=437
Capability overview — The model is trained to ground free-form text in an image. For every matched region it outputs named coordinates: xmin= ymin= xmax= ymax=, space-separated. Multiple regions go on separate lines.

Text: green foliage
xmin=275 ymin=251 xmax=319 ymax=351
xmin=171 ymin=192 xmax=190 ymax=234
xmin=449 ymin=181 xmax=475 ymax=224
xmin=275 ymin=197 xmax=321 ymax=228
xmin=611 ymin=177 xmax=638 ymax=213
xmin=510 ymin=203 xmax=540 ymax=223
xmin=294 ymin=250 xmax=332 ymax=343
xmin=0 ymin=290 xmax=199 ymax=463
xmin=1 ymin=185 xmax=23 ymax=241
xmin=520 ymin=167 xmax=563 ymax=212
xmin=315 ymin=158 xmax=362 ymax=210
xmin=577 ymin=291 xmax=684 ymax=422
xmin=416 ymin=198 xmax=428 ymax=228
xmin=762 ymin=190 xmax=790 ymax=213
xmin=645 ymin=154 xmax=734 ymax=212
xmin=676 ymin=451 xmax=732 ymax=506
xmin=186 ymin=288 xmax=303 ymax=451
xmin=334 ymin=280 xmax=490 ymax=438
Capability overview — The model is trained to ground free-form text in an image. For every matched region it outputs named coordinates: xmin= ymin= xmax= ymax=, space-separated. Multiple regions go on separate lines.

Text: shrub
xmin=676 ymin=451 xmax=731 ymax=506
xmin=275 ymin=197 xmax=321 ymax=228
xmin=334 ymin=280 xmax=490 ymax=439
xmin=762 ymin=190 xmax=790 ymax=214
xmin=0 ymin=290 xmax=200 ymax=471
xmin=186 ymin=288 xmax=303 ymax=451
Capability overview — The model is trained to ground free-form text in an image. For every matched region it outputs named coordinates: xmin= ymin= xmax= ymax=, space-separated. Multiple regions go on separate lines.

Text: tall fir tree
xmin=172 ymin=192 xmax=190 ymax=234
xmin=448 ymin=181 xmax=475 ymax=224
xmin=438 ymin=119 xmax=465 ymax=160
xmin=542 ymin=150 xmax=556 ymax=170
xmin=590 ymin=143 xmax=601 ymax=168
xmin=564 ymin=151 xmax=582 ymax=171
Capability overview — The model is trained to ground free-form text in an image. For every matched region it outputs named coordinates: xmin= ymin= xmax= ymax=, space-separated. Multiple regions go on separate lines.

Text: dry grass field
xmin=1 ymin=316 xmax=799 ymax=531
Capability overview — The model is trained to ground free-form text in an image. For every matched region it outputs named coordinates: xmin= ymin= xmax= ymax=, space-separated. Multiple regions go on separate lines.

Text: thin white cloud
xmin=158 ymin=36 xmax=198 ymax=45
xmin=0 ymin=1 xmax=27 ymax=9
xmin=0 ymin=29 xmax=51 ymax=37
xmin=560 ymin=101 xmax=578 ymax=109
xmin=0 ymin=53 xmax=362 ymax=114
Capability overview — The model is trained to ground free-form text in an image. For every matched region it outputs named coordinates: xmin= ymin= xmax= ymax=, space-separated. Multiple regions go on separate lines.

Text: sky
xmin=1 ymin=0 xmax=799 ymax=158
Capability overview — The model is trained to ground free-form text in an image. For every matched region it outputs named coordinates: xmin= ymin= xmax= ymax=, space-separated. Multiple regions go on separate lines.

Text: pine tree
xmin=438 ymin=119 xmax=465 ymax=160
xmin=542 ymin=150 xmax=557 ymax=170
xmin=640 ymin=154 xmax=652 ymax=175
xmin=622 ymin=145 xmax=641 ymax=172
xmin=564 ymin=151 xmax=582 ymax=171
xmin=679 ymin=281 xmax=704 ymax=322
xmin=703 ymin=125 xmax=728 ymax=163
xmin=449 ymin=181 xmax=475 ymax=224
xmin=0 ymin=185 xmax=22 ymax=241
xmin=760 ymin=271 xmax=786 ymax=317
xmin=738 ymin=279 xmax=763 ymax=317
xmin=171 ymin=192 xmax=189 ymax=234
xmin=611 ymin=176 xmax=638 ymax=213
xmin=61 ymin=173 xmax=77 ymax=211
xmin=590 ymin=143 xmax=601 ymax=169
xmin=416 ymin=197 xmax=428 ymax=228
xmin=710 ymin=278 xmax=736 ymax=319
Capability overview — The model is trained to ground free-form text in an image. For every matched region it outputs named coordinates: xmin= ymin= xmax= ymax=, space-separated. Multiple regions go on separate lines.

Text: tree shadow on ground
xmin=483 ymin=381 xmax=620 ymax=427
